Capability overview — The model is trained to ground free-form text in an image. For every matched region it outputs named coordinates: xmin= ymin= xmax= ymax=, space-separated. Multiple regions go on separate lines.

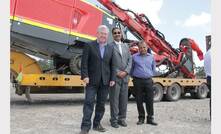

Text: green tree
xmin=38 ymin=59 xmax=54 ymax=71
xmin=195 ymin=66 xmax=206 ymax=78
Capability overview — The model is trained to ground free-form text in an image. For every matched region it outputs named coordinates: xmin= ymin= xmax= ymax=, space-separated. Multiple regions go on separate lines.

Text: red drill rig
xmin=10 ymin=0 xmax=208 ymax=101
xmin=98 ymin=0 xmax=204 ymax=78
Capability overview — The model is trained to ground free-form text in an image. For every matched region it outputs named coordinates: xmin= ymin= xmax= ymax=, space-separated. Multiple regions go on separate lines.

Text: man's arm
xmin=130 ymin=55 xmax=135 ymax=77
xmin=109 ymin=45 xmax=116 ymax=86
xmin=81 ymin=44 xmax=90 ymax=80
xmin=124 ymin=45 xmax=132 ymax=74
xmin=110 ymin=45 xmax=117 ymax=82
xmin=152 ymin=56 xmax=158 ymax=76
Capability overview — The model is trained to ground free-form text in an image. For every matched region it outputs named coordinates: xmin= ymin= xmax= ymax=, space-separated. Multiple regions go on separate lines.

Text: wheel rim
xmin=166 ymin=83 xmax=181 ymax=101
xmin=197 ymin=83 xmax=208 ymax=98
xmin=171 ymin=87 xmax=178 ymax=97
xmin=69 ymin=54 xmax=82 ymax=74
xmin=76 ymin=56 xmax=81 ymax=69
xmin=200 ymin=87 xmax=206 ymax=95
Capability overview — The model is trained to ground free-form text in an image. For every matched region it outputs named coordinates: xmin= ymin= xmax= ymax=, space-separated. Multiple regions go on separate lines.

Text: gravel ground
xmin=11 ymin=86 xmax=211 ymax=134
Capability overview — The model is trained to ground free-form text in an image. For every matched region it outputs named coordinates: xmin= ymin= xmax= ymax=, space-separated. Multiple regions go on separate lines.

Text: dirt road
xmin=11 ymin=87 xmax=210 ymax=134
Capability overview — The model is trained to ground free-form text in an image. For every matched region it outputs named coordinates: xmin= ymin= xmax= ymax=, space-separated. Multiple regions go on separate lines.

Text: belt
xmin=133 ymin=76 xmax=151 ymax=80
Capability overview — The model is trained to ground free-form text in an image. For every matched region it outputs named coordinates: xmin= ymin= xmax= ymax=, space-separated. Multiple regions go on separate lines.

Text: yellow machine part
xmin=10 ymin=50 xmax=42 ymax=75
xmin=21 ymin=74 xmax=84 ymax=87
xmin=128 ymin=77 xmax=206 ymax=87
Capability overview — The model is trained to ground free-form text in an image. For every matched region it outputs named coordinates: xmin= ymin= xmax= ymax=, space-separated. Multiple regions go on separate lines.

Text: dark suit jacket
xmin=81 ymin=40 xmax=116 ymax=86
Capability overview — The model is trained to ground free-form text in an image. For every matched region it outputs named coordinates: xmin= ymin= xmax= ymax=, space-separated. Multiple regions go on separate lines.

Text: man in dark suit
xmin=79 ymin=25 xmax=116 ymax=134
xmin=109 ymin=27 xmax=132 ymax=128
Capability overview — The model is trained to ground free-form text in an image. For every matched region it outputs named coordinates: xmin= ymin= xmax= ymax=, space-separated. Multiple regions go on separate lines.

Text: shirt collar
xmin=97 ymin=40 xmax=107 ymax=46
xmin=138 ymin=52 xmax=151 ymax=56
xmin=114 ymin=41 xmax=122 ymax=45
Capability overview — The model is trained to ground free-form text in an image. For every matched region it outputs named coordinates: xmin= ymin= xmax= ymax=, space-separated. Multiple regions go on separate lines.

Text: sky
xmin=92 ymin=0 xmax=211 ymax=67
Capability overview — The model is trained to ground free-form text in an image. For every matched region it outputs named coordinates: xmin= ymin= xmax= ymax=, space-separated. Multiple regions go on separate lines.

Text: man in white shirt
xmin=204 ymin=49 xmax=211 ymax=78
xmin=204 ymin=48 xmax=211 ymax=118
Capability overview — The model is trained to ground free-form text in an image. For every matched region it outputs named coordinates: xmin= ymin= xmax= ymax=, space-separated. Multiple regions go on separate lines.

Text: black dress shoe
xmin=111 ymin=123 xmax=119 ymax=128
xmin=93 ymin=124 xmax=106 ymax=132
xmin=79 ymin=130 xmax=88 ymax=134
xmin=146 ymin=120 xmax=158 ymax=126
xmin=136 ymin=120 xmax=144 ymax=125
xmin=118 ymin=121 xmax=127 ymax=127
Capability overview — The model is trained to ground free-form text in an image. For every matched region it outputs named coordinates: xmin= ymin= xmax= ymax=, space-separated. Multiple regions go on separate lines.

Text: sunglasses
xmin=113 ymin=31 xmax=121 ymax=35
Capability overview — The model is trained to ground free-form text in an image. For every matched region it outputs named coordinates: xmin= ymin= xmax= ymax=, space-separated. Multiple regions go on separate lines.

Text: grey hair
xmin=97 ymin=25 xmax=109 ymax=33
xmin=138 ymin=40 xmax=147 ymax=46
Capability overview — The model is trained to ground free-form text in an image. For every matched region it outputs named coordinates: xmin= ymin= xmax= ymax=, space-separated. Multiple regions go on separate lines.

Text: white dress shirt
xmin=114 ymin=41 xmax=122 ymax=55
xmin=204 ymin=49 xmax=211 ymax=77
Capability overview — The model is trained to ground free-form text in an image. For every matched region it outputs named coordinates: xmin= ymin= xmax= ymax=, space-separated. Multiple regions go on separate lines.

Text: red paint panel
xmin=72 ymin=0 xmax=103 ymax=36
xmin=10 ymin=0 xmax=16 ymax=16
xmin=14 ymin=0 xmax=74 ymax=29
xmin=53 ymin=0 xmax=75 ymax=6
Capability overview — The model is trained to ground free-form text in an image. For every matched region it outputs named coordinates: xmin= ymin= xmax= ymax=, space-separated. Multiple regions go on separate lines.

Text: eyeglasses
xmin=113 ymin=31 xmax=121 ymax=35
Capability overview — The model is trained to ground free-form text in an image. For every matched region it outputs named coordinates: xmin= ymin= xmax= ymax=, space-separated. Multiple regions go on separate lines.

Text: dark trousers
xmin=133 ymin=77 xmax=154 ymax=121
xmin=207 ymin=76 xmax=211 ymax=118
xmin=81 ymin=82 xmax=109 ymax=131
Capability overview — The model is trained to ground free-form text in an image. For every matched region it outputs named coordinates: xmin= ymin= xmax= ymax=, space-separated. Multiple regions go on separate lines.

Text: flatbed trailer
xmin=14 ymin=73 xmax=208 ymax=102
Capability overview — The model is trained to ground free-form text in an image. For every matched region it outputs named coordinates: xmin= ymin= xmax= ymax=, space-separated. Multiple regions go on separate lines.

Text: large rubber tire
xmin=195 ymin=83 xmax=209 ymax=99
xmin=153 ymin=83 xmax=164 ymax=102
xmin=69 ymin=54 xmax=82 ymax=75
xmin=165 ymin=83 xmax=181 ymax=101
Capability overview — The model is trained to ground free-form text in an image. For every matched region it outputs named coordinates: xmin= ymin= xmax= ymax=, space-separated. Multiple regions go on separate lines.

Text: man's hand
xmin=109 ymin=81 xmax=115 ymax=87
xmin=120 ymin=71 xmax=127 ymax=78
xmin=83 ymin=77 xmax=89 ymax=84
xmin=117 ymin=71 xmax=127 ymax=79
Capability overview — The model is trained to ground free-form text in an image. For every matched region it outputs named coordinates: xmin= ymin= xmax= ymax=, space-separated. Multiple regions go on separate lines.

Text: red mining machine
xmin=10 ymin=0 xmax=208 ymax=102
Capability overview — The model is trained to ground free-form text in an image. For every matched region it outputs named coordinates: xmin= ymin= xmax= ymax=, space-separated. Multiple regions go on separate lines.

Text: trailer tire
xmin=153 ymin=83 xmax=163 ymax=102
xmin=195 ymin=83 xmax=209 ymax=99
xmin=165 ymin=83 xmax=181 ymax=101
xmin=69 ymin=54 xmax=82 ymax=75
